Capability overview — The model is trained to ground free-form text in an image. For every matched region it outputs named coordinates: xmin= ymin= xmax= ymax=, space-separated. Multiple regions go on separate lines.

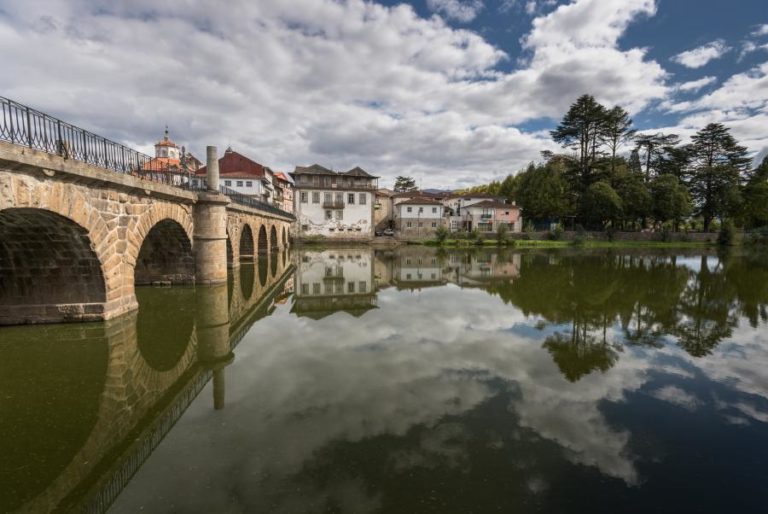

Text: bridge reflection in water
xmin=0 ymin=250 xmax=293 ymax=514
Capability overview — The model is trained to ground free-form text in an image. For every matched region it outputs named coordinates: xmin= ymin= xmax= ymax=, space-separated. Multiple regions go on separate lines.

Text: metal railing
xmin=0 ymin=96 xmax=294 ymax=219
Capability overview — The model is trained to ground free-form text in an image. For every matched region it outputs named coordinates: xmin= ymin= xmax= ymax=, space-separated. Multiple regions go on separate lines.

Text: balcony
xmin=323 ymin=200 xmax=345 ymax=209
xmin=480 ymin=214 xmax=493 ymax=220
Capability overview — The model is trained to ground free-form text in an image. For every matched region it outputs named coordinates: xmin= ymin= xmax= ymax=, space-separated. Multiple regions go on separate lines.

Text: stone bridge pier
xmin=0 ymin=142 xmax=293 ymax=325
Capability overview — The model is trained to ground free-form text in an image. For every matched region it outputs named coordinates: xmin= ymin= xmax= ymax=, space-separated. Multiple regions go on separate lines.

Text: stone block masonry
xmin=0 ymin=141 xmax=293 ymax=325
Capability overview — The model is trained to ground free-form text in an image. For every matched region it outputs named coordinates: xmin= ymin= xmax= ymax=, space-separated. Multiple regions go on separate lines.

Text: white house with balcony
xmin=394 ymin=197 xmax=446 ymax=237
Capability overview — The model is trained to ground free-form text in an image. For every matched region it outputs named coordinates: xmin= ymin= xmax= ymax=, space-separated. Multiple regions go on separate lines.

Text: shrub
xmin=548 ymin=224 xmax=564 ymax=241
xmin=747 ymin=226 xmax=768 ymax=245
xmin=718 ymin=220 xmax=736 ymax=246
xmin=496 ymin=223 xmax=509 ymax=246
xmin=434 ymin=225 xmax=449 ymax=245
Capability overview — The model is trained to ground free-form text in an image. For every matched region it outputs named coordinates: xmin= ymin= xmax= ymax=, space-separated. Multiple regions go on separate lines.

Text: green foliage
xmin=496 ymin=223 xmax=509 ymax=245
xmin=718 ymin=220 xmax=737 ymax=246
xmin=583 ymin=181 xmax=623 ymax=227
xmin=548 ymin=224 xmax=564 ymax=240
xmin=650 ymin=174 xmax=692 ymax=225
xmin=516 ymin=162 xmax=572 ymax=221
xmin=394 ymin=176 xmax=417 ymax=193
xmin=434 ymin=225 xmax=449 ymax=245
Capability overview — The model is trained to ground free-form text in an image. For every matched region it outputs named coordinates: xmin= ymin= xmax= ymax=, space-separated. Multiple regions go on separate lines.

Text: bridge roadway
xmin=0 ymin=140 xmax=294 ymax=325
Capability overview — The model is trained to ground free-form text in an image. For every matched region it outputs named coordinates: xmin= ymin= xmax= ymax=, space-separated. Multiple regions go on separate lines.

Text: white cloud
xmin=650 ymin=385 xmax=701 ymax=411
xmin=752 ymin=24 xmax=768 ymax=37
xmin=426 ymin=0 xmax=484 ymax=22
xmin=677 ymin=76 xmax=717 ymax=92
xmin=0 ymin=0 xmax=671 ymax=189
xmin=671 ymin=40 xmax=730 ymax=69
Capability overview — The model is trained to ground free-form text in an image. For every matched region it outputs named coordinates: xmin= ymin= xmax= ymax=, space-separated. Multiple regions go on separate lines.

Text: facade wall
xmin=373 ymin=193 xmax=393 ymax=230
xmin=295 ymin=189 xmax=374 ymax=239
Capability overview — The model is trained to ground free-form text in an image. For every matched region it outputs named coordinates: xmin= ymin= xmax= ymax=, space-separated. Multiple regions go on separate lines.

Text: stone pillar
xmin=195 ymin=284 xmax=233 ymax=410
xmin=206 ymin=145 xmax=220 ymax=192
xmin=194 ymin=145 xmax=229 ymax=284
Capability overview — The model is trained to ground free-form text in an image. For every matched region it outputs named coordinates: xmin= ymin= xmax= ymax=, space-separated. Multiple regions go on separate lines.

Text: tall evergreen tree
xmin=393 ymin=176 xmax=417 ymax=192
xmin=550 ymin=94 xmax=608 ymax=190
xmin=688 ymin=123 xmax=750 ymax=230
xmin=634 ymin=133 xmax=680 ymax=182
xmin=600 ymin=106 xmax=636 ymax=176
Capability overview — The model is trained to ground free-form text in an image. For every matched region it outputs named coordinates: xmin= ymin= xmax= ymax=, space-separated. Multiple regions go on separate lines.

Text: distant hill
xmin=422 ymin=188 xmax=454 ymax=194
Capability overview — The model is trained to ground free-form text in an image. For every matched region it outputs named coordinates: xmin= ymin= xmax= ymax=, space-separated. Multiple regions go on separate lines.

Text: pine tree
xmin=600 ymin=106 xmax=636 ymax=176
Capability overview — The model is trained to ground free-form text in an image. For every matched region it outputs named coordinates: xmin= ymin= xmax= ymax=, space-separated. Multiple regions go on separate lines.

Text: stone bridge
xmin=0 ymin=140 xmax=294 ymax=325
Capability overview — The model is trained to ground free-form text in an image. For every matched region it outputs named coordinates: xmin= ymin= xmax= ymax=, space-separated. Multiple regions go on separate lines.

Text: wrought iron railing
xmin=0 ymin=96 xmax=295 ymax=219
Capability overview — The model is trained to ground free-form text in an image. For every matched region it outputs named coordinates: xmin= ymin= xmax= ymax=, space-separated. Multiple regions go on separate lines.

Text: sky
xmin=0 ymin=0 xmax=766 ymax=189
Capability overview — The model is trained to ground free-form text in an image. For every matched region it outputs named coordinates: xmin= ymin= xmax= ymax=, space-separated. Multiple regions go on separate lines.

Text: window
xmin=246 ymin=181 xmax=253 ymax=187
xmin=335 ymin=282 xmax=343 ymax=294
xmin=406 ymin=273 xmax=412 ymax=279
xmin=192 ymin=179 xmax=198 ymax=186
xmin=335 ymin=192 xmax=343 ymax=205
xmin=300 ymin=192 xmax=308 ymax=203
xmin=324 ymin=192 xmax=332 ymax=204
xmin=348 ymin=281 xmax=355 ymax=293
xmin=406 ymin=221 xmax=412 ymax=228
xmin=359 ymin=193 xmax=366 ymax=205
xmin=336 ymin=210 xmax=343 ymax=220
xmin=432 ymin=207 xmax=437 ymax=213
xmin=407 ymin=206 xmax=412 ymax=213
xmin=325 ymin=210 xmax=333 ymax=220
xmin=418 ymin=222 xmax=423 ymax=228
xmin=224 ymin=180 xmax=232 ymax=186
xmin=312 ymin=192 xmax=320 ymax=204
xmin=301 ymin=224 xmax=309 ymax=231
xmin=237 ymin=180 xmax=243 ymax=187
xmin=301 ymin=283 xmax=309 ymax=295
xmin=359 ymin=281 xmax=367 ymax=292
xmin=348 ymin=193 xmax=355 ymax=204
xmin=431 ymin=222 xmax=437 ymax=228
xmin=313 ymin=283 xmax=320 ymax=294
xmin=324 ymin=283 xmax=333 ymax=294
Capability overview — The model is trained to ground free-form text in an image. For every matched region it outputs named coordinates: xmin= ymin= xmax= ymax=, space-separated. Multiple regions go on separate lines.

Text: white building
xmin=292 ymin=164 xmax=378 ymax=239
xmin=291 ymin=248 xmax=377 ymax=319
xmin=393 ymin=197 xmax=446 ymax=237
xmin=193 ymin=147 xmax=279 ymax=204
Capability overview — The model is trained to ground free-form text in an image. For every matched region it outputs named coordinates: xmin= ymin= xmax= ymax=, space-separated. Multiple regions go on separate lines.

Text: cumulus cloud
xmin=427 ymin=0 xmax=485 ymax=22
xmin=752 ymin=24 xmax=768 ymax=37
xmin=671 ymin=40 xmax=730 ymax=69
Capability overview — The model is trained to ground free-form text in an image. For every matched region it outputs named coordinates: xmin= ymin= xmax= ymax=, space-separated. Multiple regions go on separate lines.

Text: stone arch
xmin=258 ymin=225 xmax=268 ymax=255
xmin=134 ymin=219 xmax=195 ymax=285
xmin=270 ymin=225 xmax=278 ymax=252
xmin=239 ymin=223 xmax=255 ymax=261
xmin=126 ymin=203 xmax=194 ymax=280
xmin=226 ymin=233 xmax=234 ymax=269
xmin=0 ymin=207 xmax=108 ymax=324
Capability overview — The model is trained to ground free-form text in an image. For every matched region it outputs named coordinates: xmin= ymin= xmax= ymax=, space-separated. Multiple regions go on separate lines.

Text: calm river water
xmin=2 ymin=246 xmax=768 ymax=513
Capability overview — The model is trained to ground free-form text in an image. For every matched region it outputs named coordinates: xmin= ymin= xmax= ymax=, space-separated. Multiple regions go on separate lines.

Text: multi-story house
xmin=393 ymin=246 xmax=447 ymax=290
xmin=291 ymin=164 xmax=378 ymax=239
xmin=140 ymin=129 xmax=201 ymax=185
xmin=291 ymin=248 xmax=377 ymax=319
xmin=193 ymin=147 xmax=276 ymax=203
xmin=374 ymin=188 xmax=394 ymax=232
xmin=273 ymin=172 xmax=294 ymax=214
xmin=393 ymin=197 xmax=446 ymax=237
xmin=443 ymin=194 xmax=522 ymax=233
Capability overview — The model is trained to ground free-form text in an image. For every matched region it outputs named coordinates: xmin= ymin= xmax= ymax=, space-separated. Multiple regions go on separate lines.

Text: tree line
xmin=466 ymin=94 xmax=768 ymax=232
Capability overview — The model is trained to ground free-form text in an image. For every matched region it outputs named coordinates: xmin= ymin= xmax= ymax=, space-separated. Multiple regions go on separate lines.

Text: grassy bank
xmin=417 ymin=238 xmax=715 ymax=249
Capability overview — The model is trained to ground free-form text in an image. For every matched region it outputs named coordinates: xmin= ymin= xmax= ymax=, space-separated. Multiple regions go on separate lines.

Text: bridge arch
xmin=0 ymin=207 xmax=108 ymax=324
xmin=239 ymin=223 xmax=255 ymax=262
xmin=258 ymin=225 xmax=268 ymax=255
xmin=270 ymin=225 xmax=278 ymax=252
xmin=226 ymin=233 xmax=234 ymax=269
xmin=134 ymin=219 xmax=195 ymax=285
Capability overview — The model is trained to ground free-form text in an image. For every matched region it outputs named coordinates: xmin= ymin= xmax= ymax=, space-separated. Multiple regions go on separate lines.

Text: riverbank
xmin=416 ymin=239 xmax=716 ymax=249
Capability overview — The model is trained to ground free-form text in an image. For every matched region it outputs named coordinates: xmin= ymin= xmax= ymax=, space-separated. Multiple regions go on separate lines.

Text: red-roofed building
xmin=194 ymin=147 xmax=280 ymax=205
xmin=139 ymin=128 xmax=201 ymax=185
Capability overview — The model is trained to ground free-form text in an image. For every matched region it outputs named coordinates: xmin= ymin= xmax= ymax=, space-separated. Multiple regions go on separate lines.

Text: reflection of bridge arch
xmin=270 ymin=225 xmax=278 ymax=252
xmin=0 ymin=207 xmax=108 ymax=324
xmin=136 ymin=286 xmax=196 ymax=371
xmin=258 ymin=225 xmax=268 ymax=255
xmin=240 ymin=223 xmax=255 ymax=261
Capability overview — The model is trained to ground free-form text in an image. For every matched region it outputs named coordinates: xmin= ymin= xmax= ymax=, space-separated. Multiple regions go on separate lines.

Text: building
xmin=140 ymin=128 xmax=200 ymax=186
xmin=443 ymin=193 xmax=521 ymax=233
xmin=374 ymin=188 xmax=394 ymax=232
xmin=291 ymin=164 xmax=378 ymax=239
xmin=394 ymin=197 xmax=446 ymax=237
xmin=273 ymin=172 xmax=295 ymax=214
xmin=461 ymin=200 xmax=522 ymax=233
xmin=193 ymin=147 xmax=276 ymax=203
xmin=291 ymin=249 xmax=377 ymax=319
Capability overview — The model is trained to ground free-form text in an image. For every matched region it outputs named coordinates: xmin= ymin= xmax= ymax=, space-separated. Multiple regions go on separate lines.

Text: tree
xmin=616 ymin=173 xmax=651 ymax=228
xmin=516 ymin=162 xmax=573 ymax=222
xmin=634 ymin=133 xmax=680 ymax=182
xmin=600 ymin=105 xmax=636 ymax=176
xmin=394 ymin=176 xmax=417 ymax=192
xmin=583 ymin=181 xmax=623 ymax=228
xmin=688 ymin=123 xmax=750 ymax=230
xmin=742 ymin=156 xmax=768 ymax=228
xmin=628 ymin=148 xmax=642 ymax=176
xmin=551 ymin=94 xmax=608 ymax=190
xmin=650 ymin=174 xmax=692 ymax=228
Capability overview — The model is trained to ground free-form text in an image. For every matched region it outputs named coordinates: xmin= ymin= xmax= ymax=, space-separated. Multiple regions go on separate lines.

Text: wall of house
xmin=373 ymin=195 xmax=393 ymax=230
xmin=295 ymin=190 xmax=374 ymax=239
xmin=295 ymin=249 xmax=374 ymax=297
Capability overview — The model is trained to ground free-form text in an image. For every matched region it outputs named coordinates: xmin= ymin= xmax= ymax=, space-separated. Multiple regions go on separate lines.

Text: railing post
xmin=25 ymin=107 xmax=32 ymax=148
xmin=56 ymin=119 xmax=63 ymax=156
xmin=82 ymin=130 xmax=88 ymax=162
xmin=8 ymin=103 xmax=14 ymax=143
xmin=103 ymin=138 xmax=108 ymax=169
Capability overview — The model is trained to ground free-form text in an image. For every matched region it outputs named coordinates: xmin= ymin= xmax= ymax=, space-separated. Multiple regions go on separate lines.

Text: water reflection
xmin=2 ymin=247 xmax=768 ymax=513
